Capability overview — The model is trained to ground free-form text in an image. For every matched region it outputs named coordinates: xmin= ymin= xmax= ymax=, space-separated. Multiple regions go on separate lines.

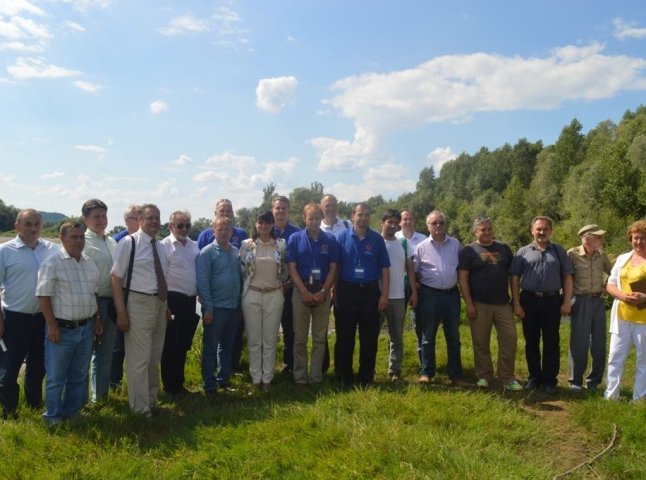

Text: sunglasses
xmin=174 ymin=223 xmax=191 ymax=229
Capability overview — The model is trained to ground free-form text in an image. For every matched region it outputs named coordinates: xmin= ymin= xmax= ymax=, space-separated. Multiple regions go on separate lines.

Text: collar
xmin=85 ymin=229 xmax=105 ymax=241
xmin=530 ymin=241 xmax=552 ymax=251
xmin=14 ymin=235 xmax=44 ymax=250
xmin=138 ymin=229 xmax=153 ymax=243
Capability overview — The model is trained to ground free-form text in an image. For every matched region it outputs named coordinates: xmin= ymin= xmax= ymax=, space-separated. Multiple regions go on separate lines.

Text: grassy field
xmin=0 ymin=313 xmax=644 ymax=480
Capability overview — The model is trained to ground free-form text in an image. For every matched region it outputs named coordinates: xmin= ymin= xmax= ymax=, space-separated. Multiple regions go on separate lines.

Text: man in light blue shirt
xmin=413 ymin=210 xmax=466 ymax=386
xmin=0 ymin=209 xmax=55 ymax=418
xmin=197 ymin=216 xmax=242 ymax=394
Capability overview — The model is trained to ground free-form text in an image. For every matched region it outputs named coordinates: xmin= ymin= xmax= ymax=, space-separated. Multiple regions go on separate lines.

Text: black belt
xmin=421 ymin=284 xmax=459 ymax=293
xmin=522 ymin=290 xmax=561 ymax=298
xmin=340 ymin=279 xmax=378 ymax=288
xmin=56 ymin=317 xmax=91 ymax=329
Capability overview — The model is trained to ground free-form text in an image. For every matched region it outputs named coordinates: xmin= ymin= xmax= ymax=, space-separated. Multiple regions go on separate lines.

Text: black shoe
xmin=525 ymin=379 xmax=540 ymax=390
xmin=543 ymin=384 xmax=557 ymax=395
xmin=204 ymin=389 xmax=218 ymax=397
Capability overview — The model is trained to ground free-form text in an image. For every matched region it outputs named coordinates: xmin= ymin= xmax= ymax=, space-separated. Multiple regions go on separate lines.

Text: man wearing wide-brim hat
xmin=566 ymin=224 xmax=612 ymax=393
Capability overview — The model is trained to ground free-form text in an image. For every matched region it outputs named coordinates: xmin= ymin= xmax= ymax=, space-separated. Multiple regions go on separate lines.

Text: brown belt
xmin=248 ymin=285 xmax=282 ymax=294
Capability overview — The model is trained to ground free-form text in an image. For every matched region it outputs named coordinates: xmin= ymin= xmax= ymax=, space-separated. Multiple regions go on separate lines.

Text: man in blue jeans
xmin=36 ymin=222 xmax=102 ymax=424
xmin=413 ymin=210 xmax=467 ymax=387
xmin=197 ymin=216 xmax=242 ymax=395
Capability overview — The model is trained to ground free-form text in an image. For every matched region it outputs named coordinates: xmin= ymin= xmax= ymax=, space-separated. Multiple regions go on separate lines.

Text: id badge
xmin=354 ymin=266 xmax=365 ymax=279
xmin=311 ymin=267 xmax=322 ymax=281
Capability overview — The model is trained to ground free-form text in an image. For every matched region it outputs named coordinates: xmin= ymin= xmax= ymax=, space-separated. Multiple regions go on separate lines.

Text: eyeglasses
xmin=431 ymin=221 xmax=445 ymax=226
xmin=173 ymin=223 xmax=191 ymax=230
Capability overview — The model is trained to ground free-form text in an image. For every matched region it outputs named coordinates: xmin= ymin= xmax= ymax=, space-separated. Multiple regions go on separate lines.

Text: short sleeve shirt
xmin=459 ymin=241 xmax=513 ymax=304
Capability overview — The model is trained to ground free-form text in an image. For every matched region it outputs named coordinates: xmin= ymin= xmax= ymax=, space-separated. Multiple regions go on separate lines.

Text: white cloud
xmin=0 ymin=0 xmax=45 ymax=17
xmin=60 ymin=0 xmax=111 ymax=12
xmin=75 ymin=144 xmax=107 ymax=161
xmin=74 ymin=80 xmax=102 ymax=92
xmin=312 ymin=42 xmax=646 ymax=171
xmin=0 ymin=16 xmax=51 ymax=41
xmin=614 ymin=18 xmax=646 ymax=40
xmin=63 ymin=20 xmax=85 ymax=32
xmin=255 ymin=76 xmax=298 ymax=113
xmin=149 ymin=100 xmax=169 ymax=114
xmin=287 ymin=35 xmax=295 ymax=42
xmin=0 ymin=41 xmax=44 ymax=52
xmin=194 ymin=152 xmax=298 ymax=205
xmin=173 ymin=154 xmax=193 ymax=166
xmin=326 ymin=163 xmax=416 ymax=204
xmin=159 ymin=6 xmax=249 ymax=50
xmin=427 ymin=147 xmax=457 ymax=173
xmin=159 ymin=14 xmax=209 ymax=36
xmin=7 ymin=57 xmax=81 ymax=79
xmin=41 ymin=171 xmax=65 ymax=179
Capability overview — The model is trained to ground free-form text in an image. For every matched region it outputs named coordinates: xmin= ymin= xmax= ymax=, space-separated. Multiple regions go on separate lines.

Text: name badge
xmin=354 ymin=266 xmax=365 ymax=279
xmin=311 ymin=267 xmax=322 ymax=281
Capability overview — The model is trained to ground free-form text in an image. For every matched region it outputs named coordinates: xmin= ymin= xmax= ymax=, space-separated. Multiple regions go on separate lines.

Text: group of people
xmin=1 ymin=194 xmax=646 ymax=425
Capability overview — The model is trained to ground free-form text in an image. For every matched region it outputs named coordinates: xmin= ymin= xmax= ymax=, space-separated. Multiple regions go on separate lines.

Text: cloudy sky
xmin=1 ymin=0 xmax=645 ymax=227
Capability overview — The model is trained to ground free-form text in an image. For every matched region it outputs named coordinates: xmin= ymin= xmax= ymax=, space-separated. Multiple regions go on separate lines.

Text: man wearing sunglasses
xmin=413 ymin=210 xmax=467 ymax=387
xmin=160 ymin=210 xmax=200 ymax=398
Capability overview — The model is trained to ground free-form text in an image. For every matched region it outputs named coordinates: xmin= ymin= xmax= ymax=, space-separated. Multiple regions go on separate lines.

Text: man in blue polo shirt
xmin=287 ymin=203 xmax=339 ymax=385
xmin=335 ymin=203 xmax=390 ymax=386
xmin=197 ymin=199 xmax=249 ymax=250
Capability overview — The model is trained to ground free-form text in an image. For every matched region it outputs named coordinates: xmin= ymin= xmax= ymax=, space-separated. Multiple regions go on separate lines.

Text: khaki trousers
xmin=125 ymin=292 xmax=167 ymax=414
xmin=292 ymin=289 xmax=331 ymax=384
xmin=469 ymin=302 xmax=517 ymax=383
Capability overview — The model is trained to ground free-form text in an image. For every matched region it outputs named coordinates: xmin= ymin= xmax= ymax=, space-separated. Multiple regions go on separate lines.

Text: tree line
xmin=2 ymin=104 xmax=644 ymax=254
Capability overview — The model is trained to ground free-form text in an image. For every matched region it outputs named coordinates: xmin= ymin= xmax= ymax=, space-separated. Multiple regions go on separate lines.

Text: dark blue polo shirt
xmin=510 ymin=242 xmax=574 ymax=292
xmin=274 ymin=222 xmax=300 ymax=242
xmin=286 ymin=229 xmax=339 ymax=283
xmin=337 ymin=227 xmax=390 ymax=283
xmin=197 ymin=226 xmax=249 ymax=250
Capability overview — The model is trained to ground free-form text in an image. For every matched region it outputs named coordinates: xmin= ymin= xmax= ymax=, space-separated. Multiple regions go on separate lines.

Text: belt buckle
xmin=535 ymin=291 xmax=544 ymax=298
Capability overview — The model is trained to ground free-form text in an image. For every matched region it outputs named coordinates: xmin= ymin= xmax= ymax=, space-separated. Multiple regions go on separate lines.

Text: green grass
xmin=0 ymin=313 xmax=643 ymax=479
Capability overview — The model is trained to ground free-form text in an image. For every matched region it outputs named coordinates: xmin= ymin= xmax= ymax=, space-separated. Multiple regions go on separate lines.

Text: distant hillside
xmin=40 ymin=211 xmax=68 ymax=224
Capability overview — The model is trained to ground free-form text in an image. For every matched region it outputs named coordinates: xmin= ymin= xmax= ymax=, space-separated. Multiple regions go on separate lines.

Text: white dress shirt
xmin=160 ymin=233 xmax=199 ymax=296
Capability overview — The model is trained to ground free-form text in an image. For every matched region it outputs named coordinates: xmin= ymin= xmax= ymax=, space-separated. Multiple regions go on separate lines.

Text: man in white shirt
xmin=37 ymin=222 xmax=101 ymax=424
xmin=319 ymin=193 xmax=351 ymax=373
xmin=380 ymin=210 xmax=417 ymax=381
xmin=320 ymin=194 xmax=352 ymax=238
xmin=395 ymin=209 xmax=427 ymax=363
xmin=160 ymin=210 xmax=200 ymax=397
xmin=111 ymin=204 xmax=169 ymax=416
xmin=395 ymin=209 xmax=427 ymax=251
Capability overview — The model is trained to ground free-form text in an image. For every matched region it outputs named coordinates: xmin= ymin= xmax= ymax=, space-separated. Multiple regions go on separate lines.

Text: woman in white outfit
xmin=605 ymin=220 xmax=646 ymax=400
xmin=239 ymin=210 xmax=288 ymax=392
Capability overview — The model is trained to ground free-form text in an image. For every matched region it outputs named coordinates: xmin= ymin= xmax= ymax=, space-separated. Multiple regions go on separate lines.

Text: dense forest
xmin=1 ymin=105 xmax=645 ymax=254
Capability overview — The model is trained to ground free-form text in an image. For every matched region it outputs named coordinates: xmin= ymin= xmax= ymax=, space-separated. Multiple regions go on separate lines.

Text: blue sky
xmin=1 ymin=0 xmax=645 ymax=228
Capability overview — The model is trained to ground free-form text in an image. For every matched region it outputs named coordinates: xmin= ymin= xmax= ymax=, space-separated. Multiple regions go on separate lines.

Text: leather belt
xmin=522 ymin=290 xmax=561 ymax=298
xmin=249 ymin=285 xmax=282 ymax=293
xmin=340 ymin=279 xmax=378 ymax=288
xmin=56 ymin=318 xmax=91 ymax=329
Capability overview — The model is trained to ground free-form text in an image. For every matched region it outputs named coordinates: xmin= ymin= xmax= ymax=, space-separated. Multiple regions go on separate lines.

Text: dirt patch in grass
xmin=521 ymin=397 xmax=608 ymax=477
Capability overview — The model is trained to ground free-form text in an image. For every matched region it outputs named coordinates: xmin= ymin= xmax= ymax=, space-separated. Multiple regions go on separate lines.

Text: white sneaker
xmin=570 ymin=384 xmax=583 ymax=392
xmin=476 ymin=378 xmax=489 ymax=389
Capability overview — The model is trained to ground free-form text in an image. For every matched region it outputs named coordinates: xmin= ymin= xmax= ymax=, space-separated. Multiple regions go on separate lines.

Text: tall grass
xmin=0 ymin=312 xmax=642 ymax=479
